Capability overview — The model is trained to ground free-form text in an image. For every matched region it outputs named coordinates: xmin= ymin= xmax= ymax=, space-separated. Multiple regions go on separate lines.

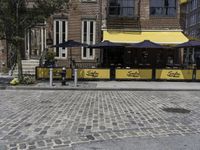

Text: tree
xmin=0 ymin=0 xmax=68 ymax=82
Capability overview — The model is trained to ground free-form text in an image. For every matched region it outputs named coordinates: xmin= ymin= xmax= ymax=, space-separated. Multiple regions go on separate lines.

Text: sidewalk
xmin=4 ymin=80 xmax=200 ymax=91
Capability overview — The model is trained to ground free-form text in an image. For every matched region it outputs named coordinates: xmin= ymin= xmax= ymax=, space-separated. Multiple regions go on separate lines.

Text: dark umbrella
xmin=175 ymin=40 xmax=200 ymax=48
xmin=128 ymin=40 xmax=168 ymax=80
xmin=52 ymin=40 xmax=88 ymax=68
xmin=88 ymin=40 xmax=124 ymax=48
xmin=88 ymin=40 xmax=124 ymax=67
xmin=129 ymin=40 xmax=166 ymax=49
xmin=52 ymin=40 xmax=88 ymax=48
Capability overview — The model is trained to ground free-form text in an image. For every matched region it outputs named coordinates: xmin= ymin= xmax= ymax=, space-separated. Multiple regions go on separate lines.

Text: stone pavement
xmin=73 ymin=134 xmax=200 ymax=150
xmin=0 ymin=90 xmax=200 ymax=149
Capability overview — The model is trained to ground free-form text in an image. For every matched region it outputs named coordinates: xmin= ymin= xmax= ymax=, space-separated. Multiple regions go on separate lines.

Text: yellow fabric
xmin=156 ymin=69 xmax=193 ymax=80
xmin=78 ymin=69 xmax=110 ymax=79
xmin=116 ymin=69 xmax=152 ymax=80
xmin=36 ymin=68 xmax=72 ymax=79
xmin=103 ymin=31 xmax=188 ymax=44
xmin=195 ymin=70 xmax=200 ymax=80
xmin=179 ymin=0 xmax=188 ymax=4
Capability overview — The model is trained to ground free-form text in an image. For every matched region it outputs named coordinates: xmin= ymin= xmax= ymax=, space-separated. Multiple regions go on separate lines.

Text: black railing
xmin=150 ymin=7 xmax=176 ymax=17
xmin=108 ymin=6 xmax=135 ymax=17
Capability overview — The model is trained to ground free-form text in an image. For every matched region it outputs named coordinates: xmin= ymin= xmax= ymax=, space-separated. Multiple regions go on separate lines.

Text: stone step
xmin=13 ymin=70 xmax=35 ymax=75
xmin=15 ymin=66 xmax=38 ymax=69
xmin=12 ymin=59 xmax=40 ymax=76
xmin=22 ymin=59 xmax=39 ymax=63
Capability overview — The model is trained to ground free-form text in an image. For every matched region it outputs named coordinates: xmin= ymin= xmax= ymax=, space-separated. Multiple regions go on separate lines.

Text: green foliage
xmin=45 ymin=50 xmax=55 ymax=62
xmin=10 ymin=78 xmax=20 ymax=85
xmin=0 ymin=0 xmax=69 ymax=42
xmin=0 ymin=0 xmax=69 ymax=81
xmin=22 ymin=75 xmax=35 ymax=85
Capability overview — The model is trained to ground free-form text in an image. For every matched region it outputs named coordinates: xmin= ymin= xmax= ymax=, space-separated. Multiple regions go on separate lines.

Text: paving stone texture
xmin=0 ymin=90 xmax=200 ymax=149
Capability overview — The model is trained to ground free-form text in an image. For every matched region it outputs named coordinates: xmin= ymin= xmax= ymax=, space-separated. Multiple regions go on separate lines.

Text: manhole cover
xmin=40 ymin=100 xmax=51 ymax=104
xmin=162 ymin=108 xmax=191 ymax=114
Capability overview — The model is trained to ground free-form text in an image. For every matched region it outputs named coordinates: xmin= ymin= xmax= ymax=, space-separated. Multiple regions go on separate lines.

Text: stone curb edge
xmin=4 ymin=86 xmax=200 ymax=91
xmin=0 ymin=86 xmax=6 ymax=90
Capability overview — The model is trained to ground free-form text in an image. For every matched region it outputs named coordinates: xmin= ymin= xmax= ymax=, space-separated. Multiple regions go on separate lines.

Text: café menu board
xmin=78 ymin=69 xmax=110 ymax=79
xmin=156 ymin=69 xmax=193 ymax=80
xmin=115 ymin=69 xmax=152 ymax=80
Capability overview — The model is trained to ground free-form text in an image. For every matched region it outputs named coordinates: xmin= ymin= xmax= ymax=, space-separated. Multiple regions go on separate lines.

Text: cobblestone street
xmin=1 ymin=90 xmax=200 ymax=150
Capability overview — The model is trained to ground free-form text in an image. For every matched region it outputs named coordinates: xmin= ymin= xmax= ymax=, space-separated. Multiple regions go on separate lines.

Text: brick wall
xmin=104 ymin=0 xmax=182 ymax=30
xmin=46 ymin=0 xmax=102 ymax=68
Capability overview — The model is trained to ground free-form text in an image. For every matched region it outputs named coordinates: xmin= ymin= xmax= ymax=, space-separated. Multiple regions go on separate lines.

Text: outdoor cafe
xmin=36 ymin=33 xmax=200 ymax=81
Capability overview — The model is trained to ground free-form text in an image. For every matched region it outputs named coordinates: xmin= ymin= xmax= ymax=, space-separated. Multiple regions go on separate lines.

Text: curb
xmin=5 ymin=86 xmax=200 ymax=91
xmin=0 ymin=86 xmax=6 ymax=90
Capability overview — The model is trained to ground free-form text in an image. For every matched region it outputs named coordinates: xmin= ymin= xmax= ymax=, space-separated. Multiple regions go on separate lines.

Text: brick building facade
xmin=184 ymin=0 xmax=200 ymax=39
xmin=102 ymin=0 xmax=187 ymax=68
xmin=4 ymin=0 xmax=189 ymax=73
xmin=25 ymin=0 xmax=103 ymax=68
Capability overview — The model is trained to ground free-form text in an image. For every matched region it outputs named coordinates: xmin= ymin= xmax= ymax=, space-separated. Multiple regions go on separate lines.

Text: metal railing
xmin=150 ymin=7 xmax=177 ymax=17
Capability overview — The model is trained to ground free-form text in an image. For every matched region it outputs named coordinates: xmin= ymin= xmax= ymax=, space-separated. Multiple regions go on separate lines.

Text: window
xmin=190 ymin=0 xmax=197 ymax=11
xmin=150 ymin=0 xmax=177 ymax=17
xmin=190 ymin=13 xmax=197 ymax=26
xmin=53 ymin=20 xmax=68 ymax=59
xmin=81 ymin=20 xmax=96 ymax=59
xmin=109 ymin=0 xmax=135 ymax=17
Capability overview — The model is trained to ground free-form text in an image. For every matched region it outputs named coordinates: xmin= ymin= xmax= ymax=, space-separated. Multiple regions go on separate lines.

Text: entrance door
xmin=25 ymin=26 xmax=46 ymax=59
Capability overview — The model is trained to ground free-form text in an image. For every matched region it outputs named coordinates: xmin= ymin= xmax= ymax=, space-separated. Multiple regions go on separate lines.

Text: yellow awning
xmin=179 ymin=0 xmax=188 ymax=4
xmin=103 ymin=31 xmax=188 ymax=44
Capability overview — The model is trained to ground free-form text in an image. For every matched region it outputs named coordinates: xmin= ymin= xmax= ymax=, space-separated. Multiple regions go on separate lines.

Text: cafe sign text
xmin=156 ymin=69 xmax=193 ymax=80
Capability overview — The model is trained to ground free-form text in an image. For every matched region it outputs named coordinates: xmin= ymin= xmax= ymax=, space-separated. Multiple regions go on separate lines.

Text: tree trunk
xmin=16 ymin=1 xmax=23 ymax=82
xmin=16 ymin=44 xmax=23 ymax=82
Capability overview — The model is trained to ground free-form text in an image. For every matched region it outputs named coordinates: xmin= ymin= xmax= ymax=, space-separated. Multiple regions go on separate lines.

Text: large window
xmin=53 ymin=20 xmax=68 ymax=59
xmin=150 ymin=0 xmax=177 ymax=17
xmin=109 ymin=0 xmax=135 ymax=17
xmin=81 ymin=20 xmax=96 ymax=59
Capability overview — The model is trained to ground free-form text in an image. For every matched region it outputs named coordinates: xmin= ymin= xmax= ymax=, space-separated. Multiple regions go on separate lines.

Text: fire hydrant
xmin=61 ymin=67 xmax=66 ymax=85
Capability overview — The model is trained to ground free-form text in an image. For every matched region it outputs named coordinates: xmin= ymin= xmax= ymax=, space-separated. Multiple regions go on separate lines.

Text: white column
xmin=50 ymin=68 xmax=53 ymax=87
xmin=74 ymin=69 xmax=78 ymax=87
xmin=27 ymin=30 xmax=30 ymax=59
xmin=41 ymin=27 xmax=44 ymax=54
xmin=44 ymin=28 xmax=47 ymax=49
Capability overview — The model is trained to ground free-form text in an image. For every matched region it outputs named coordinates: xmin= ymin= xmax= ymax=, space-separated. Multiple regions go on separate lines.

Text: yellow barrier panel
xmin=78 ymin=69 xmax=110 ymax=79
xmin=36 ymin=68 xmax=72 ymax=79
xmin=156 ymin=69 xmax=193 ymax=80
xmin=196 ymin=70 xmax=200 ymax=80
xmin=116 ymin=69 xmax=152 ymax=80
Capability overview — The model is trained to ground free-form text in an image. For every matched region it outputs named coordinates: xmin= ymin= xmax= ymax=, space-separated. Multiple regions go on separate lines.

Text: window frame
xmin=149 ymin=0 xmax=177 ymax=17
xmin=53 ymin=19 xmax=68 ymax=59
xmin=81 ymin=20 xmax=96 ymax=60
